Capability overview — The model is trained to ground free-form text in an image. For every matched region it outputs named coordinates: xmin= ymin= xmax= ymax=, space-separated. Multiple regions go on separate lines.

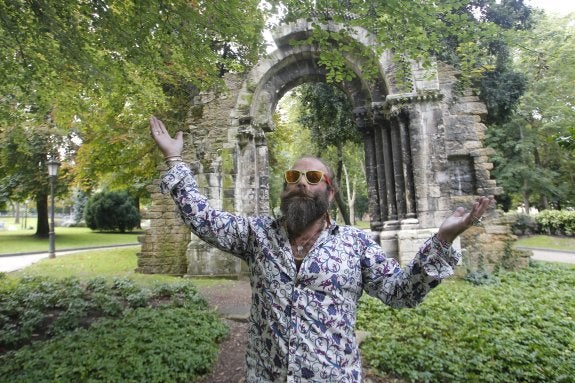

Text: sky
xmin=264 ymin=1 xmax=574 ymax=52
xmin=525 ymin=0 xmax=575 ymax=15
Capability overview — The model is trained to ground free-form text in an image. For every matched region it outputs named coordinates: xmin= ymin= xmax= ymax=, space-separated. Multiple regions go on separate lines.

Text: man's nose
xmin=297 ymin=174 xmax=310 ymax=186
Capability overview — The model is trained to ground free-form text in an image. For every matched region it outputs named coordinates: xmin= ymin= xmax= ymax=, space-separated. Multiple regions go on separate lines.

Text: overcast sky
xmin=526 ymin=0 xmax=575 ymax=15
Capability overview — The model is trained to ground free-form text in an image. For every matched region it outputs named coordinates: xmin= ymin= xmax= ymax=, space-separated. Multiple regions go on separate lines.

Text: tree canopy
xmin=266 ymin=0 xmax=535 ymax=87
xmin=0 ymin=0 xmax=268 ymax=234
xmin=486 ymin=12 xmax=575 ymax=210
xmin=2 ymin=0 xmax=572 ymax=231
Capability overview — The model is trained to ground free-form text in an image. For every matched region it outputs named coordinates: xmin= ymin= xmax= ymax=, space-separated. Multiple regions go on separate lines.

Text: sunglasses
xmin=284 ymin=169 xmax=332 ymax=187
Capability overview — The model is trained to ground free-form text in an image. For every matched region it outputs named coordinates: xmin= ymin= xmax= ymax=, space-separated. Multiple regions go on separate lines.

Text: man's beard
xmin=280 ymin=188 xmax=329 ymax=236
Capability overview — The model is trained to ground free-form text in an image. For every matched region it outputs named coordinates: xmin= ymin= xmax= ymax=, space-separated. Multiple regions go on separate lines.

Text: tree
xmin=84 ymin=190 xmax=140 ymax=232
xmin=70 ymin=188 xmax=88 ymax=225
xmin=266 ymin=0 xmax=536 ymax=88
xmin=297 ymin=82 xmax=364 ymax=224
xmin=0 ymin=118 xmax=76 ymax=237
xmin=486 ymin=12 xmax=575 ymax=210
xmin=0 ymin=0 xmax=268 ymax=203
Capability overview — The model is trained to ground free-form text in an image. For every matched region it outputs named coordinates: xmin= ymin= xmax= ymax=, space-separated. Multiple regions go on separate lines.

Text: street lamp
xmin=47 ymin=158 xmax=60 ymax=259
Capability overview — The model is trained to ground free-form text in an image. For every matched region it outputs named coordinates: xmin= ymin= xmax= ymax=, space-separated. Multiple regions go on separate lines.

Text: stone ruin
xmin=137 ymin=19 xmax=530 ymax=277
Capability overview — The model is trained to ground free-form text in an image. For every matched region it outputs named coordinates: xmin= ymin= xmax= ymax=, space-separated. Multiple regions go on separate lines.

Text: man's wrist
xmin=165 ymin=155 xmax=184 ymax=168
xmin=434 ymin=232 xmax=453 ymax=248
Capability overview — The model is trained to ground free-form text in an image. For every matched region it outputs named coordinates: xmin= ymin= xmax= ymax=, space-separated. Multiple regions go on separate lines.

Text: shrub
xmin=509 ymin=212 xmax=538 ymax=236
xmin=0 ymin=275 xmax=227 ymax=382
xmin=357 ymin=263 xmax=575 ymax=383
xmin=84 ymin=190 xmax=140 ymax=232
xmin=536 ymin=210 xmax=575 ymax=236
xmin=0 ymin=276 xmax=211 ymax=352
xmin=0 ymin=307 xmax=228 ymax=383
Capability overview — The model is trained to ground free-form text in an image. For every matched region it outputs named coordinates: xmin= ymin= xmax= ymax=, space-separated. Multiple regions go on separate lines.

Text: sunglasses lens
xmin=285 ymin=170 xmax=301 ymax=183
xmin=305 ymin=171 xmax=323 ymax=184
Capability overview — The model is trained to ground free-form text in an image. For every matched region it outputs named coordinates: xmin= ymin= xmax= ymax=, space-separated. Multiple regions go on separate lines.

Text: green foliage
xmin=271 ymin=0 xmax=534 ymax=88
xmin=0 ymin=277 xmax=216 ymax=350
xmin=0 ymin=307 xmax=227 ymax=383
xmin=487 ymin=12 xmax=575 ymax=209
xmin=464 ymin=268 xmax=501 ymax=286
xmin=509 ymin=212 xmax=538 ymax=235
xmin=84 ymin=190 xmax=140 ymax=232
xmin=70 ymin=188 xmax=88 ymax=225
xmin=480 ymin=69 xmax=527 ymax=124
xmin=505 ymin=210 xmax=575 ymax=236
xmin=535 ymin=210 xmax=575 ymax=236
xmin=357 ymin=263 xmax=575 ymax=383
xmin=297 ymin=83 xmax=360 ymax=149
xmin=0 ymin=0 xmax=267 ymax=199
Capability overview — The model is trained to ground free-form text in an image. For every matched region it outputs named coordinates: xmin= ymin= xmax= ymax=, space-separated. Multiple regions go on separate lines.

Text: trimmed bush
xmin=536 ymin=210 xmax=575 ymax=236
xmin=84 ymin=190 xmax=140 ymax=232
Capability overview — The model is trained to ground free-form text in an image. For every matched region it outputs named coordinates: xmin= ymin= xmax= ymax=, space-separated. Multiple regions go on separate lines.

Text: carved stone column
xmin=394 ymin=110 xmax=417 ymax=218
xmin=355 ymin=107 xmax=382 ymax=230
xmin=372 ymin=110 xmax=389 ymax=223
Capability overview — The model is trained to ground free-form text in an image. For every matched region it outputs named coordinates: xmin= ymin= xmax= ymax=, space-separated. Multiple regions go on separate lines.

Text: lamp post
xmin=47 ymin=158 xmax=60 ymax=259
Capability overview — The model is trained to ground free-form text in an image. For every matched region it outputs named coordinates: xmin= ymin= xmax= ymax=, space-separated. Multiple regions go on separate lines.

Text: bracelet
xmin=164 ymin=156 xmax=184 ymax=167
xmin=433 ymin=233 xmax=452 ymax=248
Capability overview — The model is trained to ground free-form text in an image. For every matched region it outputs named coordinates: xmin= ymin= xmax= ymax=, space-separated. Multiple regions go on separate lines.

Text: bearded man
xmin=149 ymin=116 xmax=492 ymax=382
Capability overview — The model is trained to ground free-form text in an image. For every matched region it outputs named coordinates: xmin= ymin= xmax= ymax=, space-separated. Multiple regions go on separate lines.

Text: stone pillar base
xmin=185 ymin=235 xmax=243 ymax=277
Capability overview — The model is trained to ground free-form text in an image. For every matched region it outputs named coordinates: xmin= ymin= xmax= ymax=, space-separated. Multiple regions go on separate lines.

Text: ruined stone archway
xmin=137 ymin=19 xmax=524 ymax=277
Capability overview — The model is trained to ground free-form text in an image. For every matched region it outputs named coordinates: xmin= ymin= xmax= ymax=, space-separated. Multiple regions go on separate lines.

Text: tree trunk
xmin=135 ymin=195 xmax=142 ymax=229
xmin=522 ymin=178 xmax=530 ymax=216
xmin=335 ymin=145 xmax=350 ymax=225
xmin=14 ymin=202 xmax=20 ymax=224
xmin=342 ymin=163 xmax=356 ymax=225
xmin=35 ymin=192 xmax=49 ymax=238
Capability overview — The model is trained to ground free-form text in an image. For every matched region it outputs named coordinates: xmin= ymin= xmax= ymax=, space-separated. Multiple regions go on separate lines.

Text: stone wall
xmin=137 ymin=19 xmax=526 ymax=277
xmin=137 ymin=75 xmax=247 ymax=276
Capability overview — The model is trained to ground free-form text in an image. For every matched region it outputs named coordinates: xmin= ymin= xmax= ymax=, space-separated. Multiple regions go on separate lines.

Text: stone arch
xmin=137 ymin=19 xmax=524 ymax=277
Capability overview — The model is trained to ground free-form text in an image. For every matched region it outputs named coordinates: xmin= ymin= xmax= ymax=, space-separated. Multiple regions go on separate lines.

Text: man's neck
xmin=289 ymin=216 xmax=326 ymax=242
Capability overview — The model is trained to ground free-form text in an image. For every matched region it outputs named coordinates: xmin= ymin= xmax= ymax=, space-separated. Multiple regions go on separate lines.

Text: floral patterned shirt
xmin=161 ymin=163 xmax=460 ymax=383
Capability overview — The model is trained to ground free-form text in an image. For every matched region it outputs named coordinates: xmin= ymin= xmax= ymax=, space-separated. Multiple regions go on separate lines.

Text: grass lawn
xmin=5 ymin=246 xmax=220 ymax=289
xmin=0 ymin=227 xmax=141 ymax=255
xmin=514 ymin=234 xmax=575 ymax=251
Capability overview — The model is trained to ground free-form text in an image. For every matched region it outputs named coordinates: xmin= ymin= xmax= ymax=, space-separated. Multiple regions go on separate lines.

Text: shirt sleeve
xmin=362 ymin=233 xmax=461 ymax=308
xmin=160 ymin=163 xmax=252 ymax=258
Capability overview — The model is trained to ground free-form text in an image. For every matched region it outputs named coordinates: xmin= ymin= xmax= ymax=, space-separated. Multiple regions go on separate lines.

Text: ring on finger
xmin=472 ymin=215 xmax=484 ymax=226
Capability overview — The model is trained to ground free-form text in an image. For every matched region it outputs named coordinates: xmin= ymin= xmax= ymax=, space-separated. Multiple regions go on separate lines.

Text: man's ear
xmin=328 ymin=187 xmax=335 ymax=203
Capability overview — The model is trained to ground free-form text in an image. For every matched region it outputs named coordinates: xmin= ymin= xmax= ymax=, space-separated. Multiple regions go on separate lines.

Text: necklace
xmin=290 ymin=222 xmax=326 ymax=260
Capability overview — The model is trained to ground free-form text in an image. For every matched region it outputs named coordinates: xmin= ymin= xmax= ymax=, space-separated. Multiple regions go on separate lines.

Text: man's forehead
xmin=292 ymin=158 xmax=326 ymax=172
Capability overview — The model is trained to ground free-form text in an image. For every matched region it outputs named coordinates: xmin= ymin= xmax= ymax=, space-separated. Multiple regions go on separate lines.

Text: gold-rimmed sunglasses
xmin=284 ymin=169 xmax=332 ymax=187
